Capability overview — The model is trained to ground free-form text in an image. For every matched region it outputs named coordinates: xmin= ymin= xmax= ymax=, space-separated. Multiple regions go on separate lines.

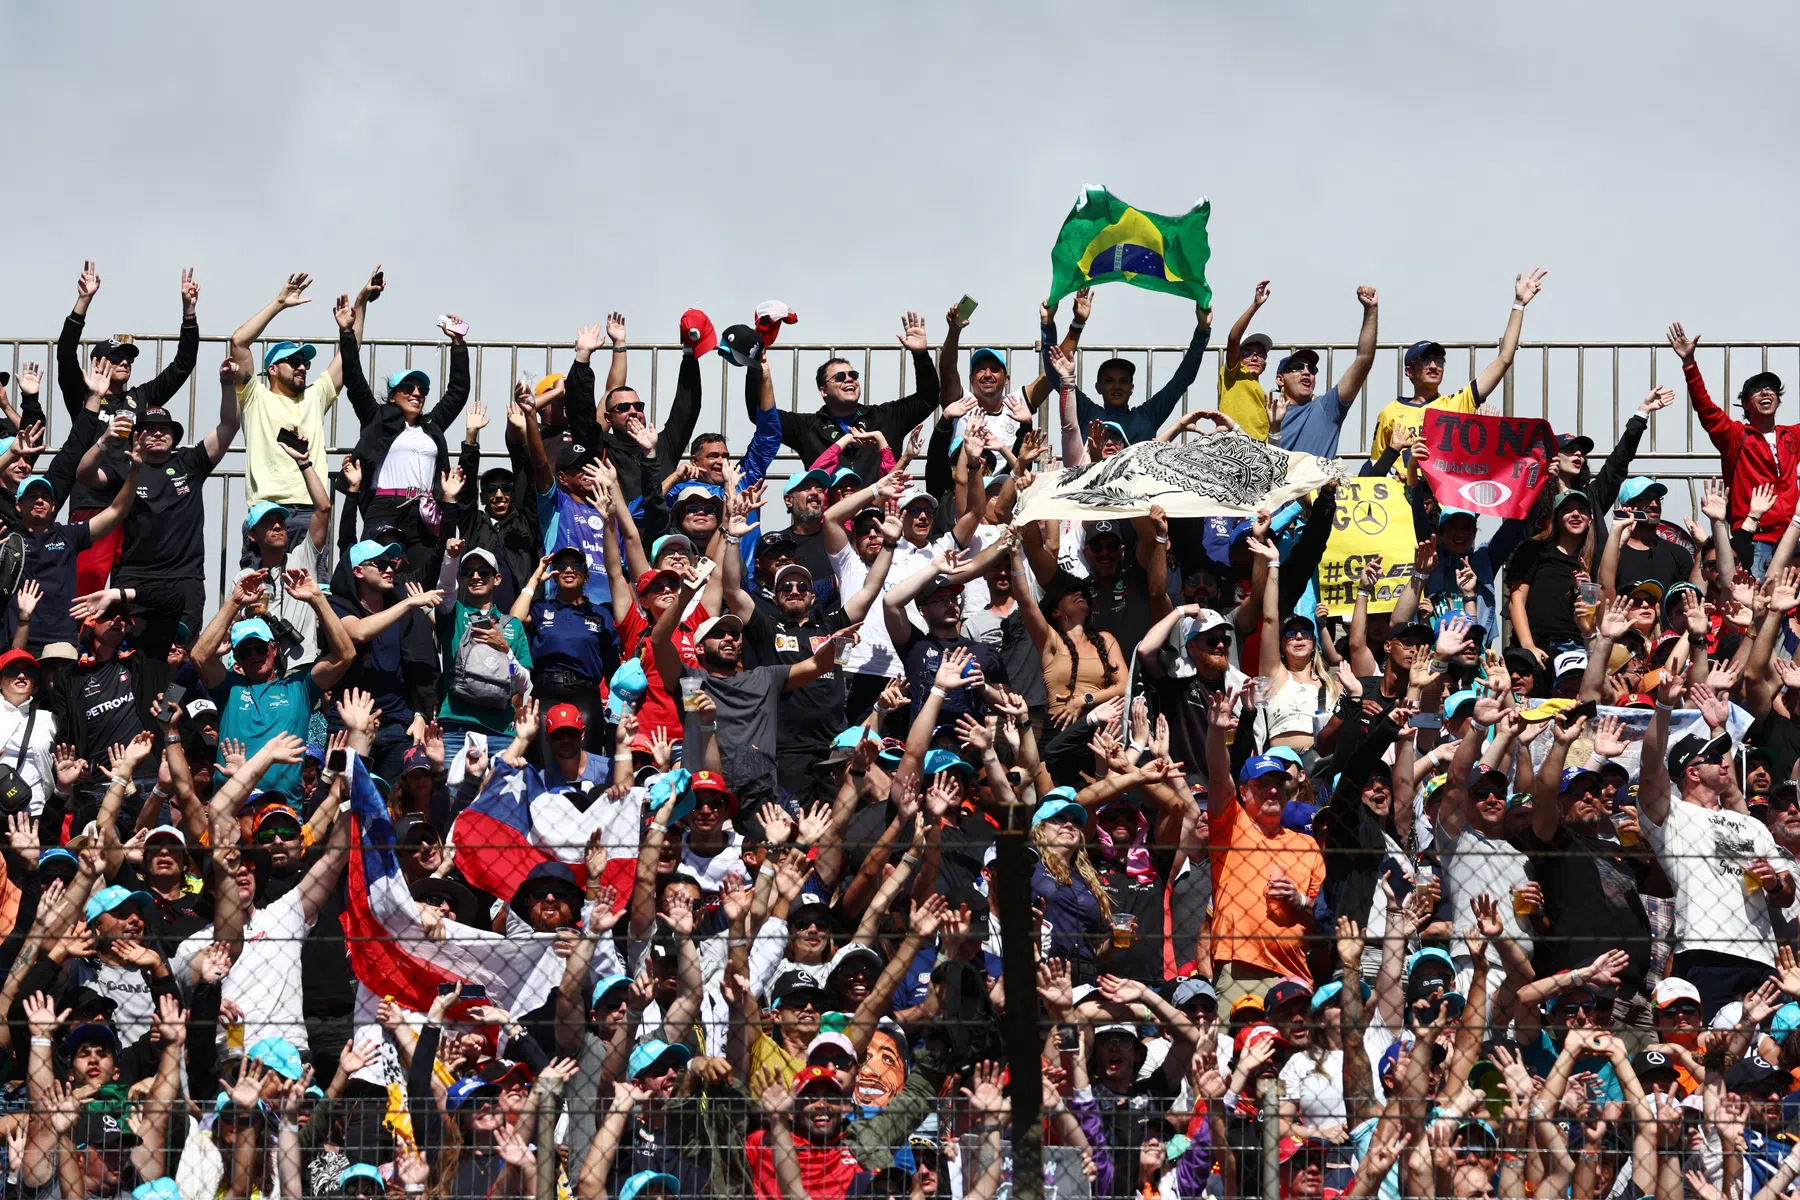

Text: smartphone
xmin=369 ymin=270 xmax=384 ymax=291
xmin=275 ymin=426 xmax=309 ymax=454
xmin=327 ymin=748 xmax=347 ymax=773
xmin=440 ymin=315 xmax=471 ymax=338
xmin=688 ymin=558 xmax=716 ymax=587
xmin=1411 ymin=712 xmax=1443 ymax=730
xmin=954 ymin=295 xmax=979 ymax=325
xmin=153 ymin=684 xmax=186 ymax=725
xmin=460 ymin=984 xmax=488 ymax=1003
xmin=1562 ymin=700 xmax=1598 ymax=722
xmin=1613 ymin=509 xmax=1645 ymax=523
xmin=437 ymin=982 xmax=459 ymax=996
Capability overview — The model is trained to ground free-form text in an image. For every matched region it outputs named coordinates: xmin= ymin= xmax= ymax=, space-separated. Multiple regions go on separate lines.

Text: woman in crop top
xmin=1245 ymin=536 xmax=1337 ymax=754
xmin=1020 ymin=574 xmax=1127 ymax=727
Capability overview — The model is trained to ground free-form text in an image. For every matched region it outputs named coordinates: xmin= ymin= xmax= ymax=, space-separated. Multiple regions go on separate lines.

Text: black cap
xmin=410 ymin=875 xmax=484 ymax=927
xmin=94 ymin=337 xmax=140 ymax=362
xmin=1726 ymin=1053 xmax=1785 ymax=1090
xmin=137 ymin=406 xmax=184 ymax=442
xmin=61 ymin=985 xmax=118 ymax=1019
xmin=555 ymin=441 xmax=598 ymax=473
xmin=1095 ymin=357 xmax=1135 ymax=376
xmin=1667 ymin=731 xmax=1732 ymax=776
xmin=1630 ymin=1049 xmax=1679 ymax=1079
xmin=393 ymin=813 xmax=441 ymax=848
xmin=760 ymin=529 xmax=798 ymax=551
xmin=1389 ymin=619 xmax=1434 ymax=645
xmin=479 ymin=466 xmax=516 ymax=488
xmin=75 ymin=1106 xmax=134 ymax=1149
xmin=768 ymin=968 xmax=828 ymax=1007
xmin=1740 ymin=371 xmax=1784 ymax=401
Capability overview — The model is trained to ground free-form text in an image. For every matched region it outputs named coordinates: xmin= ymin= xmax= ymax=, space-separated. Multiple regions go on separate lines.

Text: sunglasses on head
xmin=828 ymin=370 xmax=860 ymax=384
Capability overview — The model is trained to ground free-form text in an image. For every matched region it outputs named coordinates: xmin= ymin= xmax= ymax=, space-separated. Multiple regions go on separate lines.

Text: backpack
xmin=450 ymin=619 xmax=515 ymax=708
xmin=0 ymin=533 xmax=25 ymax=601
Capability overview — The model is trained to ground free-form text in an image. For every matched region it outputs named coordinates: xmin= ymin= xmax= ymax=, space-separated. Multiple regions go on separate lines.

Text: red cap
xmin=755 ymin=301 xmax=799 ymax=347
xmin=0 ymin=649 xmax=38 ymax=675
xmin=545 ymin=703 xmax=584 ymax=734
xmin=1232 ymin=1023 xmax=1290 ymax=1057
xmin=1618 ymin=692 xmax=1657 ymax=710
xmin=680 ymin=309 xmax=717 ymax=358
xmin=792 ymin=1064 xmax=844 ymax=1094
xmin=636 ymin=569 xmax=681 ymax=596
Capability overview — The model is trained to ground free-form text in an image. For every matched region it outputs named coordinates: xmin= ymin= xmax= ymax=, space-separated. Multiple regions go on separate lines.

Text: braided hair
xmin=1051 ymin=587 xmax=1119 ymax=692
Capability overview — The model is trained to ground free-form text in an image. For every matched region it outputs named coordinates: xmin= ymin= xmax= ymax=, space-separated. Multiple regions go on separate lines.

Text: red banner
xmin=1418 ymin=410 xmax=1557 ymax=520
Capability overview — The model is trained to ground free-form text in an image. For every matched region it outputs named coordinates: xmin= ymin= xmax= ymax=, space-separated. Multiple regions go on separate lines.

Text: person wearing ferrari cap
xmin=434 ymin=541 xmax=532 ymax=762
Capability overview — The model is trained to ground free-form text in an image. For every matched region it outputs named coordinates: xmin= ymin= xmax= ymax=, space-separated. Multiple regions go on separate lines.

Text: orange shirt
xmin=1209 ymin=798 xmax=1325 ymax=981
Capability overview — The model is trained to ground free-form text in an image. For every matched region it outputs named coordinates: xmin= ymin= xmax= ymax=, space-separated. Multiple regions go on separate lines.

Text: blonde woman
xmin=1030 ymin=789 xmax=1114 ymax=984
xmin=1245 ymin=537 xmax=1338 ymax=757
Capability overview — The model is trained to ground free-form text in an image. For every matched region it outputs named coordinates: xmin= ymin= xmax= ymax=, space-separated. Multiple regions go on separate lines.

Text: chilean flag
xmin=449 ymin=759 xmax=636 ymax=909
xmin=340 ymin=752 xmax=564 ymax=1018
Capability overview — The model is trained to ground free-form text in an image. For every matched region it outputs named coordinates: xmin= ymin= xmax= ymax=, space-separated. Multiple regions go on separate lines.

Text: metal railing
xmin=3 ymin=331 xmax=1775 ymax=601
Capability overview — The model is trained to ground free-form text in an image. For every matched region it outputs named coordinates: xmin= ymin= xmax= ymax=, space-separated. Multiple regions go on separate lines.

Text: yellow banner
xmin=1316 ymin=478 xmax=1418 ymax=617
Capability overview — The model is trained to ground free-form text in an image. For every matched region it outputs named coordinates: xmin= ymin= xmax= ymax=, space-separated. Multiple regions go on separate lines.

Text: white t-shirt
xmin=1432 ymin=822 xmax=1533 ymax=967
xmin=375 ymin=423 xmax=438 ymax=491
xmin=1277 ymin=1026 xmax=1398 ymax=1127
xmin=1641 ymin=797 xmax=1785 ymax=966
xmin=173 ymin=888 xmax=314 ymax=1051
xmin=235 ymin=537 xmax=322 ymax=666
xmin=951 ymin=392 xmax=1026 ymax=452
xmin=834 ymin=533 xmax=956 ymax=677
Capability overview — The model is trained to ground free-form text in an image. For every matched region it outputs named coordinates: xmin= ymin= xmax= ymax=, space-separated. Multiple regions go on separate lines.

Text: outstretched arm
xmin=1225 ymin=281 xmax=1269 ymax=370
xmin=1334 ymin=288 xmax=1380 ymax=404
xmin=229 ymin=273 xmax=315 ymax=379
xmin=1474 ymin=269 xmax=1547 ymax=401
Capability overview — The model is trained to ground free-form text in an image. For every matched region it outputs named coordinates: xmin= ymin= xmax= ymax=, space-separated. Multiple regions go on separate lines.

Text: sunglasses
xmin=609 ymin=400 xmax=645 ymax=414
xmin=554 ymin=561 xmax=587 ymax=574
xmin=1627 ymin=595 xmax=1658 ymax=607
xmin=459 ymin=566 xmax=497 ymax=579
xmin=693 ymin=791 xmax=732 ymax=810
xmin=828 ymin=370 xmax=860 ymax=384
xmin=1664 ymin=1001 xmax=1702 ymax=1019
xmin=394 ymin=383 xmax=429 ymax=397
xmin=366 ymin=558 xmax=399 ymax=573
xmin=1197 ymin=635 xmax=1232 ymax=650
xmin=0 ymin=666 xmax=38 ymax=680
xmin=776 ymin=581 xmax=812 ymax=595
xmin=257 ymin=826 xmax=301 ymax=843
xmin=703 ymin=629 xmax=742 ymax=642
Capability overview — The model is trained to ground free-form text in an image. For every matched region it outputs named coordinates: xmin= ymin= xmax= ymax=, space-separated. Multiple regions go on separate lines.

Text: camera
xmin=262 ymin=612 xmax=306 ymax=661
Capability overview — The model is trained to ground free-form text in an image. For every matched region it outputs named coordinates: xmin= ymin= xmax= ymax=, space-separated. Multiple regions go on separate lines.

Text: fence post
xmin=994 ymin=800 xmax=1042 ymax=1200
xmin=1257 ymin=1077 xmax=1283 ymax=1200
xmin=536 ymin=1077 xmax=564 ymax=1200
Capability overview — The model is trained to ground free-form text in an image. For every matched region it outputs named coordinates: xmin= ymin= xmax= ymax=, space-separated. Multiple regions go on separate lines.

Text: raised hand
xmin=276 ymin=272 xmax=313 ymax=310
xmin=897 ymin=311 xmax=928 ymax=353
xmin=1514 ymin=267 xmax=1548 ymax=306
xmin=77 ymin=260 xmax=101 ymax=302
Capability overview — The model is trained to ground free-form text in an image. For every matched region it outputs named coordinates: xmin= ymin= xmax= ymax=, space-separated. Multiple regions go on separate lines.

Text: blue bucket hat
xmin=243 ymin=501 xmax=291 ymax=532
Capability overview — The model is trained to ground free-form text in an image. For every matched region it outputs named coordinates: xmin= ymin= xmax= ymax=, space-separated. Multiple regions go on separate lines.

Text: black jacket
xmin=47 ymin=582 xmax=186 ymax=759
xmin=339 ymin=330 xmax=471 ymax=516
xmin=762 ymin=350 xmax=940 ymax=479
xmin=575 ymin=351 xmax=701 ymax=520
xmin=56 ymin=311 xmax=200 ymax=510
xmin=446 ymin=437 xmax=542 ymax=608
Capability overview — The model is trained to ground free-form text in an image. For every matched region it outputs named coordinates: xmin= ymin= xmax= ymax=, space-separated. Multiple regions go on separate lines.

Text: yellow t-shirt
xmin=750 ymin=1031 xmax=805 ymax=1084
xmin=238 ymin=373 xmax=338 ymax=506
xmin=1368 ymin=383 xmax=1478 ymax=465
xmin=1218 ymin=359 xmax=1270 ymax=442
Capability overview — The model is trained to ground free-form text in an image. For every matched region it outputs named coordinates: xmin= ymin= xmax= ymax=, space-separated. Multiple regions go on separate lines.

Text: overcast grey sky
xmin=3 ymin=1 xmax=1792 ymax=354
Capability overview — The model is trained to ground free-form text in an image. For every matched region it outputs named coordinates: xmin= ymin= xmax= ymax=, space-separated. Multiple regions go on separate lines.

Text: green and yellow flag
xmin=1047 ymin=186 xmax=1212 ymax=307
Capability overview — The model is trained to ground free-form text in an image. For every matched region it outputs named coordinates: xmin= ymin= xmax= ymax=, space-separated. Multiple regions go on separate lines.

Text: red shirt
xmin=744 ymin=1129 xmax=862 ymax=1200
xmin=617 ymin=599 xmax=707 ymax=742
xmin=1686 ymin=360 xmax=1800 ymax=543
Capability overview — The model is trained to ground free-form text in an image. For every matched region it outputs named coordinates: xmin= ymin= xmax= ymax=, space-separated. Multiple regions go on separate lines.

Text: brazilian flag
xmin=1047 ymin=186 xmax=1212 ymax=308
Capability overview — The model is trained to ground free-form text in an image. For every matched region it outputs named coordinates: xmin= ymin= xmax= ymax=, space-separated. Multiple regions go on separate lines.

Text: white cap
xmin=460 ymin=547 xmax=500 ymax=573
xmin=898 ymin=487 xmax=938 ymax=510
xmin=1179 ymin=609 xmax=1232 ymax=642
xmin=1654 ymin=977 xmax=1701 ymax=1009
xmin=1553 ymin=649 xmax=1588 ymax=678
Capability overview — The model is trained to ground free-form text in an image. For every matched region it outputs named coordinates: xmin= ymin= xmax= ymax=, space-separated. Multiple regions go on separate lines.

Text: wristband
xmin=405 ymin=1186 xmax=427 ymax=1195
xmin=163 ymin=733 xmax=181 ymax=746
xmin=722 ymin=534 xmax=740 ymax=545
xmin=318 ymin=769 xmax=339 ymax=790
xmin=29 ymin=1037 xmax=52 ymax=1047
xmin=1068 ymin=321 xmax=1085 ymax=331
xmin=1511 ymin=302 xmax=1526 ymax=312
xmin=1154 ymin=535 xmax=1169 ymax=544
xmin=929 ymin=685 xmax=949 ymax=699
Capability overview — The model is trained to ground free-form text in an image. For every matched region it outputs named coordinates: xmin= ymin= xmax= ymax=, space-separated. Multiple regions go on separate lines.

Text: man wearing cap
xmin=78 ymin=362 xmax=244 ymax=633
xmin=433 ymin=542 xmax=532 ymax=754
xmin=1041 ymin=288 xmax=1213 ymax=444
xmin=881 ymin=552 xmax=1009 ymax=724
xmin=56 ymin=263 xmax=200 ymax=593
xmin=1670 ymin=320 xmax=1800 ymax=576
xmin=229 ymin=269 xmax=371 ymax=554
xmin=1368 ymin=267 xmax=1547 ymax=466
xmin=729 ymin=494 xmax=896 ymax=798
xmin=1204 ymin=705 xmax=1326 ymax=997
xmin=937 ymin=301 xmax=1057 ymax=447
xmin=1137 ymin=602 xmax=1249 ymax=784
xmin=117 ymin=823 xmax=208 ymax=958
xmin=8 ymin=439 xmax=137 ymax=653
xmin=774 ymin=313 xmax=939 ymax=485
xmin=1431 ymin=712 xmax=1537 ymax=981
xmin=1269 ymin=288 xmax=1381 ymax=457
xmin=509 ymin=548 xmax=619 ymax=749
xmin=235 ymin=428 xmax=333 ymax=668
xmin=1524 ymin=716 xmax=1657 ymax=1024
xmin=518 ymin=392 xmax=618 ymax=605
xmin=1600 ymin=477 xmax=1692 ymax=596
xmin=1638 ymin=676 xmax=1790 ymax=1017
xmin=653 ymin=567 xmax=857 ymax=805
xmin=192 ymin=564 xmax=356 ymax=795
xmin=328 ymin=539 xmax=444 ymax=774
xmin=756 ymin=469 xmax=840 ymax=614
